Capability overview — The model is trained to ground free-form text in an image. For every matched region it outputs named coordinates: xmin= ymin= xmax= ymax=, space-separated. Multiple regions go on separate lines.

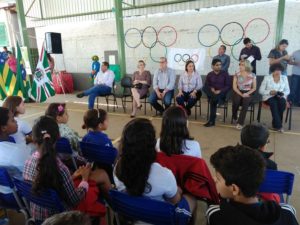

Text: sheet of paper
xmin=247 ymin=55 xmax=255 ymax=63
xmin=109 ymin=55 xmax=116 ymax=65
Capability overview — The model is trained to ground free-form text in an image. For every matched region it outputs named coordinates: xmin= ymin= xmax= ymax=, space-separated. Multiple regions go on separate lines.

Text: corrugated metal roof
xmin=23 ymin=0 xmax=272 ymax=27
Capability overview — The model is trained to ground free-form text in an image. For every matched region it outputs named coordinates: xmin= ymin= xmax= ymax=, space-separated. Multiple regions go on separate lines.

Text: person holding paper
xmin=239 ymin=38 xmax=262 ymax=74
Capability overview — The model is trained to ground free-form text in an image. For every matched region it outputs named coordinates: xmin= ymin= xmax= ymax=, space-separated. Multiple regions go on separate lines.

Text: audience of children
xmin=23 ymin=116 xmax=111 ymax=222
xmin=156 ymin=106 xmax=201 ymax=158
xmin=0 ymin=98 xmax=298 ymax=225
xmin=114 ymin=118 xmax=197 ymax=224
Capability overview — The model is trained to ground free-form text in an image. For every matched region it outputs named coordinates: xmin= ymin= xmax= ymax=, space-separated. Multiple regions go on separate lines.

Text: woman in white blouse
xmin=176 ymin=60 xmax=202 ymax=116
xmin=259 ymin=63 xmax=290 ymax=132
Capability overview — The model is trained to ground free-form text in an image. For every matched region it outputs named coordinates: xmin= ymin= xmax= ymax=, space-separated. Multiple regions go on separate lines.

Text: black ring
xmin=141 ymin=26 xmax=158 ymax=49
xmin=198 ymin=24 xmax=220 ymax=47
xmin=174 ymin=54 xmax=182 ymax=62
xmin=124 ymin=28 xmax=142 ymax=48
xmin=220 ymin=22 xmax=245 ymax=46
xmin=182 ymin=54 xmax=191 ymax=62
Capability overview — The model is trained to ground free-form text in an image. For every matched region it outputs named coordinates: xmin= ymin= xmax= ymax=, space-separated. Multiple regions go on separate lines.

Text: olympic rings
xmin=141 ymin=26 xmax=158 ymax=48
xmin=220 ymin=22 xmax=244 ymax=46
xmin=124 ymin=28 xmax=142 ymax=48
xmin=198 ymin=18 xmax=270 ymax=48
xmin=125 ymin=25 xmax=177 ymax=49
xmin=198 ymin=24 xmax=220 ymax=47
xmin=173 ymin=53 xmax=199 ymax=63
xmin=157 ymin=25 xmax=178 ymax=47
xmin=244 ymin=18 xmax=270 ymax=44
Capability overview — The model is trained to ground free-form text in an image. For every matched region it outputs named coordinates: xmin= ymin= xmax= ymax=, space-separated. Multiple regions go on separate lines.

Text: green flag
xmin=31 ymin=44 xmax=55 ymax=102
xmin=16 ymin=42 xmax=29 ymax=101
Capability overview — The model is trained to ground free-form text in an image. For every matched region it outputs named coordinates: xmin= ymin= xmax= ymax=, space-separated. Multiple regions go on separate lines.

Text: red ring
xmin=191 ymin=54 xmax=199 ymax=63
xmin=157 ymin=25 xmax=178 ymax=47
xmin=244 ymin=18 xmax=270 ymax=44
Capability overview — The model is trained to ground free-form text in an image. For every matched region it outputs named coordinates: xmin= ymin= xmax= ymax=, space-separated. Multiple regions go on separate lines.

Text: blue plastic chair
xmin=0 ymin=167 xmax=28 ymax=220
xmin=55 ymin=137 xmax=78 ymax=170
xmin=13 ymin=177 xmax=65 ymax=225
xmin=79 ymin=142 xmax=118 ymax=165
xmin=259 ymin=169 xmax=294 ymax=203
xmin=109 ymin=190 xmax=191 ymax=225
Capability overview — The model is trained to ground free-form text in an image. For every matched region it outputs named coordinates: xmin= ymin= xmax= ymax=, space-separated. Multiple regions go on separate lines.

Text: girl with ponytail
xmin=23 ymin=116 xmax=111 ymax=222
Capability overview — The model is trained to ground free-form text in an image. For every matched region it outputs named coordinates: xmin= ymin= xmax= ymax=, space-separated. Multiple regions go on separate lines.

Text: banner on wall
xmin=167 ymin=48 xmax=206 ymax=71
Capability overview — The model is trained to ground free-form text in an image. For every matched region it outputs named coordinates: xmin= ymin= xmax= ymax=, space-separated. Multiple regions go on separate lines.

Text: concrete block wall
xmin=34 ymin=0 xmax=300 ymax=76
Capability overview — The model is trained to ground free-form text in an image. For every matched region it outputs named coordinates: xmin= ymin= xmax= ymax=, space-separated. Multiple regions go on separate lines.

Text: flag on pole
xmin=30 ymin=44 xmax=55 ymax=102
xmin=0 ymin=52 xmax=7 ymax=100
xmin=16 ymin=42 xmax=30 ymax=101
xmin=0 ymin=51 xmax=20 ymax=98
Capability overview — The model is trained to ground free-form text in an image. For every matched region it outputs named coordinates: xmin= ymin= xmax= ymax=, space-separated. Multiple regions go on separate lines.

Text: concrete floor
xmin=4 ymin=93 xmax=300 ymax=223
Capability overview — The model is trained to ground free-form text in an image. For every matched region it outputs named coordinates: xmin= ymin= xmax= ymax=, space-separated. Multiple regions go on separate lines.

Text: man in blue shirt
xmin=149 ymin=57 xmax=176 ymax=116
xmin=213 ymin=45 xmax=230 ymax=72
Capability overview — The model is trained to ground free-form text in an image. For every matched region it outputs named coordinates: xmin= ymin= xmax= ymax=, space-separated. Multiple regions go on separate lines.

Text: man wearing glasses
xmin=149 ymin=57 xmax=176 ymax=116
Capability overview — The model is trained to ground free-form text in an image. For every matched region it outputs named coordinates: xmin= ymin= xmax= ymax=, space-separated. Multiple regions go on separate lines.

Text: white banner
xmin=167 ymin=48 xmax=206 ymax=71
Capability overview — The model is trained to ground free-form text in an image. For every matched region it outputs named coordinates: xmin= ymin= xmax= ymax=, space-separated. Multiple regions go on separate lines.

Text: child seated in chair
xmin=206 ymin=145 xmax=298 ymax=225
xmin=82 ymin=109 xmax=112 ymax=147
xmin=23 ymin=116 xmax=111 ymax=223
xmin=114 ymin=118 xmax=197 ymax=225
xmin=241 ymin=123 xmax=277 ymax=170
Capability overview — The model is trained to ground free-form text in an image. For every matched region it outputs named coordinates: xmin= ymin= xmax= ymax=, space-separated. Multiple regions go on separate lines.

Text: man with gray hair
xmin=149 ymin=57 xmax=176 ymax=115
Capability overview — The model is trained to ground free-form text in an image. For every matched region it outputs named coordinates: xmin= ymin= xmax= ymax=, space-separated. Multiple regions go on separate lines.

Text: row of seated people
xmin=77 ymin=58 xmax=290 ymax=132
xmin=0 ymin=96 xmax=298 ymax=225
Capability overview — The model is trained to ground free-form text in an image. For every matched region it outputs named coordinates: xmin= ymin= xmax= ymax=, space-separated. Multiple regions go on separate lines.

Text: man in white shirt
xmin=77 ymin=61 xmax=115 ymax=109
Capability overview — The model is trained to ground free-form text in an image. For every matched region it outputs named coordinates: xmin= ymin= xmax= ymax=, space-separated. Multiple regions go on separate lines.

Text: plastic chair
xmin=0 ymin=167 xmax=28 ymax=222
xmin=109 ymin=189 xmax=191 ymax=225
xmin=119 ymin=76 xmax=133 ymax=113
xmin=79 ymin=142 xmax=118 ymax=166
xmin=55 ymin=137 xmax=77 ymax=170
xmin=259 ymin=169 xmax=294 ymax=203
xmin=13 ymin=177 xmax=65 ymax=225
xmin=96 ymin=81 xmax=118 ymax=112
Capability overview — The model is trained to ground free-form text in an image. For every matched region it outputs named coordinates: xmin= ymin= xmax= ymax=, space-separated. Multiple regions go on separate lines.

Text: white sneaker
xmin=236 ymin=124 xmax=243 ymax=130
xmin=278 ymin=128 xmax=284 ymax=133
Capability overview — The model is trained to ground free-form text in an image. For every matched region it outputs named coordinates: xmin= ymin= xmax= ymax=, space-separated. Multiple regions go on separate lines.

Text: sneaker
xmin=278 ymin=128 xmax=284 ymax=133
xmin=236 ymin=124 xmax=243 ymax=130
xmin=76 ymin=92 xmax=84 ymax=98
xmin=232 ymin=119 xmax=237 ymax=125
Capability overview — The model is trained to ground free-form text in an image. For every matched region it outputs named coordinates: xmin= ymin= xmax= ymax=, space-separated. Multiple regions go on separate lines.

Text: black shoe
xmin=153 ymin=111 xmax=163 ymax=117
xmin=186 ymin=108 xmax=191 ymax=116
xmin=204 ymin=121 xmax=215 ymax=127
xmin=76 ymin=92 xmax=84 ymax=98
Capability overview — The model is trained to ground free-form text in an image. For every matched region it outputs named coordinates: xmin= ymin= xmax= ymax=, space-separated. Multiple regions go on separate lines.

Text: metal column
xmin=16 ymin=0 xmax=33 ymax=73
xmin=114 ymin=0 xmax=126 ymax=78
xmin=275 ymin=0 xmax=286 ymax=45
